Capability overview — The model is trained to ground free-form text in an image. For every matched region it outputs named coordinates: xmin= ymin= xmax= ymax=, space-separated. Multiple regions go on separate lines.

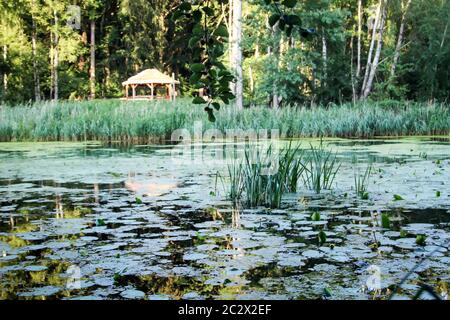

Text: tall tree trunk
xmin=2 ymin=45 xmax=7 ymax=95
xmin=271 ymin=27 xmax=281 ymax=109
xmin=232 ymin=0 xmax=243 ymax=110
xmin=360 ymin=0 xmax=383 ymax=99
xmin=228 ymin=0 xmax=234 ymax=74
xmin=53 ymin=10 xmax=59 ymax=102
xmin=50 ymin=31 xmax=54 ymax=100
xmin=362 ymin=1 xmax=387 ymax=99
xmin=322 ymin=28 xmax=328 ymax=88
xmin=31 ymin=9 xmax=41 ymax=102
xmin=79 ymin=30 xmax=87 ymax=71
xmin=89 ymin=20 xmax=96 ymax=100
xmin=390 ymin=0 xmax=411 ymax=78
xmin=351 ymin=30 xmax=357 ymax=103
xmin=356 ymin=0 xmax=362 ymax=78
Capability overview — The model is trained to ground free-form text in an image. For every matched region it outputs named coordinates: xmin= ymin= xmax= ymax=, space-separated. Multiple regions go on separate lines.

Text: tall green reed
xmin=226 ymin=142 xmax=302 ymax=208
xmin=354 ymin=163 xmax=373 ymax=199
xmin=0 ymin=100 xmax=448 ymax=142
xmin=301 ymin=141 xmax=341 ymax=194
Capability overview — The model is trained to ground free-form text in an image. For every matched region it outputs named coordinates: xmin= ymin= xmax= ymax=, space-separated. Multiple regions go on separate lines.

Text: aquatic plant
xmin=226 ymin=142 xmax=303 ymax=208
xmin=281 ymin=143 xmax=305 ymax=193
xmin=226 ymin=159 xmax=244 ymax=203
xmin=318 ymin=230 xmax=327 ymax=246
xmin=381 ymin=213 xmax=391 ymax=229
xmin=354 ymin=163 xmax=373 ymax=199
xmin=311 ymin=212 xmax=321 ymax=221
xmin=301 ymin=141 xmax=341 ymax=194
xmin=0 ymin=100 xmax=449 ymax=142
xmin=416 ymin=234 xmax=427 ymax=246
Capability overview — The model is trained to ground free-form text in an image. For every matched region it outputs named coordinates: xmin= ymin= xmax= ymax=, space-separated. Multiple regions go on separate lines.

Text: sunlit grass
xmin=0 ymin=99 xmax=448 ymax=142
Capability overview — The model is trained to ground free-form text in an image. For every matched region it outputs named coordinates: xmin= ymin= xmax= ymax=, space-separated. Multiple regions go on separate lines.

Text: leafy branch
xmin=172 ymin=0 xmax=314 ymax=122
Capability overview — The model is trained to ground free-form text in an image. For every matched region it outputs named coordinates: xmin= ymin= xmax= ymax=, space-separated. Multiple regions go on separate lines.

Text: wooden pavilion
xmin=122 ymin=69 xmax=179 ymax=101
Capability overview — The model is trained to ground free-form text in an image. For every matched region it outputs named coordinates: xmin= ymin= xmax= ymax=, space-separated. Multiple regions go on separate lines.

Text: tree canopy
xmin=0 ymin=0 xmax=449 ymax=106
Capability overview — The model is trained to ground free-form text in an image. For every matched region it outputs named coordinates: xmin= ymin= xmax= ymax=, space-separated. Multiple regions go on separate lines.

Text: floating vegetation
xmin=317 ymin=230 xmax=327 ymax=246
xmin=226 ymin=143 xmax=302 ymax=208
xmin=301 ymin=141 xmax=341 ymax=194
xmin=354 ymin=163 xmax=373 ymax=199
xmin=311 ymin=212 xmax=321 ymax=222
xmin=381 ymin=213 xmax=391 ymax=229
xmin=415 ymin=234 xmax=427 ymax=246
xmin=0 ymin=138 xmax=449 ymax=300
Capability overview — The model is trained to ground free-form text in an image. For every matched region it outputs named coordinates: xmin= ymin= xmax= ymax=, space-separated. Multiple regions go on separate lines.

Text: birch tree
xmin=31 ymin=0 xmax=41 ymax=102
xmin=360 ymin=0 xmax=382 ymax=98
xmin=231 ymin=0 xmax=243 ymax=110
xmin=390 ymin=0 xmax=411 ymax=78
xmin=362 ymin=0 xmax=387 ymax=99
xmin=356 ymin=0 xmax=362 ymax=78
xmin=89 ymin=19 xmax=95 ymax=100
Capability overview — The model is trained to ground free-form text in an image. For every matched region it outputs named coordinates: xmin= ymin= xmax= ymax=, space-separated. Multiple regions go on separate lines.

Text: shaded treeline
xmin=0 ymin=0 xmax=449 ymax=105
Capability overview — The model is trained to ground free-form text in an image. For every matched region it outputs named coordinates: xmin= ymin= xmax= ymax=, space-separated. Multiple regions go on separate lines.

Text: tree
xmin=361 ymin=0 xmax=387 ymax=100
xmin=231 ymin=0 xmax=243 ymax=110
xmin=390 ymin=0 xmax=411 ymax=79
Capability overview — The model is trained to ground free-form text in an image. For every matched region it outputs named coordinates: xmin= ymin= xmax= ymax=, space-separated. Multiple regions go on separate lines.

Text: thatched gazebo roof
xmin=122 ymin=69 xmax=179 ymax=101
xmin=122 ymin=69 xmax=179 ymax=86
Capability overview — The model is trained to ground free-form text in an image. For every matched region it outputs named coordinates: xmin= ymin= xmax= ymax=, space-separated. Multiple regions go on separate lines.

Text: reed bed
xmin=0 ymin=99 xmax=448 ymax=142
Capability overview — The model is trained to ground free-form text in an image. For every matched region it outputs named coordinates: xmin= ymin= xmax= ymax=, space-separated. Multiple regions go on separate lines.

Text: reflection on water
xmin=0 ymin=138 xmax=449 ymax=300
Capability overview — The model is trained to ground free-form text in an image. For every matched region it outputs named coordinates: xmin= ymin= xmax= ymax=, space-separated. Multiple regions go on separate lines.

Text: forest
xmin=0 ymin=0 xmax=449 ymax=107
xmin=0 ymin=0 xmax=449 ymax=302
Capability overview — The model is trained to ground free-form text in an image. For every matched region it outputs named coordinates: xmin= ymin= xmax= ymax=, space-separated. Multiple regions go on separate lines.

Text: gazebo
xmin=122 ymin=69 xmax=179 ymax=101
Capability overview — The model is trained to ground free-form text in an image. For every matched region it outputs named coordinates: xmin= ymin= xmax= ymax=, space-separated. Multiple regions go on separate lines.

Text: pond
xmin=0 ymin=138 xmax=449 ymax=300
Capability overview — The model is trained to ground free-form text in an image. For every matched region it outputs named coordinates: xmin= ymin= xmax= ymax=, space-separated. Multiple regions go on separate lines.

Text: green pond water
xmin=0 ymin=138 xmax=449 ymax=300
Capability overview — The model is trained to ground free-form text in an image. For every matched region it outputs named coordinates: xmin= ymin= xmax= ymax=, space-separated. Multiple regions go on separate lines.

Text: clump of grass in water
xmin=226 ymin=142 xmax=303 ymax=208
xmin=301 ymin=141 xmax=341 ymax=194
xmin=354 ymin=163 xmax=373 ymax=199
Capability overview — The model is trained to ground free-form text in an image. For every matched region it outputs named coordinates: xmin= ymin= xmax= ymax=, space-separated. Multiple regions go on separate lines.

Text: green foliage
xmin=226 ymin=142 xmax=302 ymax=208
xmin=301 ymin=141 xmax=341 ymax=194
xmin=415 ymin=234 xmax=427 ymax=246
xmin=354 ymin=163 xmax=373 ymax=199
xmin=0 ymin=100 xmax=448 ymax=142
xmin=1 ymin=0 xmax=449 ymax=107
xmin=381 ymin=213 xmax=391 ymax=229
xmin=311 ymin=211 xmax=321 ymax=221
xmin=171 ymin=1 xmax=234 ymax=122
xmin=393 ymin=194 xmax=404 ymax=201
xmin=318 ymin=230 xmax=327 ymax=246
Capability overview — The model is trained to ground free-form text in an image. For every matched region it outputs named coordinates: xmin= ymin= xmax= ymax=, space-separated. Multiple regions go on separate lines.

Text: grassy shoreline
xmin=0 ymin=99 xmax=448 ymax=142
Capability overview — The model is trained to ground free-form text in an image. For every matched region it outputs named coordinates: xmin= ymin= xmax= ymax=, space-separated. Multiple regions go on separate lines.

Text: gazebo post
xmin=125 ymin=85 xmax=129 ymax=99
xmin=150 ymin=84 xmax=154 ymax=100
xmin=132 ymin=85 xmax=136 ymax=99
